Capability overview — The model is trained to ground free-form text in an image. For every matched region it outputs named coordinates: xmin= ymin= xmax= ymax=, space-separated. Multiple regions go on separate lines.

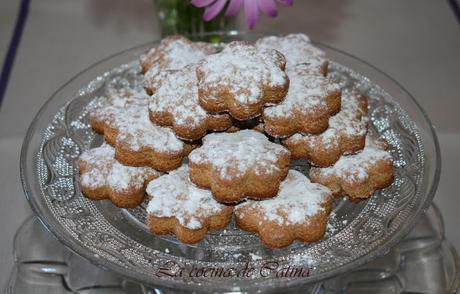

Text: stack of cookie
xmin=78 ymin=34 xmax=394 ymax=248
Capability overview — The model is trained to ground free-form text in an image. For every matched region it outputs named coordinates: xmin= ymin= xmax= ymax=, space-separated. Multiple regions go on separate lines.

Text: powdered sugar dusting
xmin=264 ymin=63 xmax=340 ymax=119
xmin=79 ymin=144 xmax=161 ymax=192
xmin=197 ymin=42 xmax=288 ymax=104
xmin=327 ymin=92 xmax=367 ymax=134
xmin=287 ymin=91 xmax=368 ymax=148
xmin=114 ymin=101 xmax=184 ymax=153
xmin=235 ymin=170 xmax=331 ymax=225
xmin=143 ymin=36 xmax=215 ymax=91
xmin=149 ymin=65 xmax=228 ymax=129
xmin=91 ymin=91 xmax=184 ymax=153
xmin=188 ymin=130 xmax=290 ymax=179
xmin=90 ymin=85 xmax=149 ymax=125
xmin=146 ymin=165 xmax=228 ymax=230
xmin=313 ymin=136 xmax=393 ymax=182
xmin=256 ymin=34 xmax=327 ymax=73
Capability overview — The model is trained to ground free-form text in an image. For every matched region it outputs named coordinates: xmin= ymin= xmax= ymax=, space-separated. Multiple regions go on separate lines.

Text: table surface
xmin=1 ymin=0 xmax=459 ymax=290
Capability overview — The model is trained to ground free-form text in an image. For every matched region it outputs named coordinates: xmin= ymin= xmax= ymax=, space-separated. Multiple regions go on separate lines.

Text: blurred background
xmin=0 ymin=0 xmax=459 ymax=290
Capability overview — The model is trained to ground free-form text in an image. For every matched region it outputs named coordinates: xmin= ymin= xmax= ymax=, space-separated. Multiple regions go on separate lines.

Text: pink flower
xmin=191 ymin=0 xmax=294 ymax=29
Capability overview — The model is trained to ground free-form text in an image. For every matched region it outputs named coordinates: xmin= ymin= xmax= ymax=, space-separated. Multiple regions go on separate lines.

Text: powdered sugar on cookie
xmin=151 ymin=66 xmax=207 ymax=125
xmin=78 ymin=144 xmax=161 ymax=192
xmin=90 ymin=85 xmax=150 ymax=127
xmin=312 ymin=136 xmax=393 ymax=183
xmin=236 ymin=170 xmax=332 ymax=225
xmin=114 ymin=98 xmax=184 ymax=153
xmin=287 ymin=91 xmax=368 ymax=150
xmin=142 ymin=35 xmax=216 ymax=92
xmin=146 ymin=165 xmax=228 ymax=230
xmin=263 ymin=63 xmax=341 ymax=137
xmin=326 ymin=92 xmax=368 ymax=138
xmin=264 ymin=63 xmax=340 ymax=119
xmin=92 ymin=92 xmax=184 ymax=153
xmin=149 ymin=65 xmax=231 ymax=140
xmin=188 ymin=130 xmax=290 ymax=179
xmin=256 ymin=34 xmax=328 ymax=74
xmin=197 ymin=42 xmax=288 ymax=105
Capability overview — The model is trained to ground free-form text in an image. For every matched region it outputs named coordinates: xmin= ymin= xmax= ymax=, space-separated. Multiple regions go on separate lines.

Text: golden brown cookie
xmin=310 ymin=135 xmax=394 ymax=201
xmin=146 ymin=165 xmax=233 ymax=244
xmin=77 ymin=144 xmax=161 ymax=208
xmin=188 ymin=130 xmax=291 ymax=203
xmin=235 ymin=170 xmax=333 ymax=248
xmin=89 ymin=91 xmax=188 ymax=172
xmin=283 ymin=91 xmax=368 ymax=166
xmin=196 ymin=41 xmax=289 ymax=120
xmin=89 ymin=87 xmax=149 ymax=137
xmin=141 ymin=35 xmax=216 ymax=94
xmin=256 ymin=33 xmax=328 ymax=75
xmin=148 ymin=65 xmax=232 ymax=141
xmin=263 ymin=63 xmax=341 ymax=138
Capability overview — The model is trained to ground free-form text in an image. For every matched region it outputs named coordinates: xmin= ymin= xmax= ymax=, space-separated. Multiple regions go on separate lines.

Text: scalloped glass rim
xmin=20 ymin=31 xmax=441 ymax=292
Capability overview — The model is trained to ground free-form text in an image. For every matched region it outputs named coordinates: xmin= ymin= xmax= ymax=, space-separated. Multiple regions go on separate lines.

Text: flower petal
xmin=192 ymin=0 xmax=217 ymax=8
xmin=244 ymin=0 xmax=259 ymax=29
xmin=203 ymin=0 xmax=227 ymax=21
xmin=225 ymin=0 xmax=244 ymax=17
xmin=258 ymin=0 xmax=278 ymax=17
xmin=276 ymin=0 xmax=293 ymax=6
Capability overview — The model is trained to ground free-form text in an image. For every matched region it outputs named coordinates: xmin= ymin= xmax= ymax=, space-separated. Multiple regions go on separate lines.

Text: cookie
xmin=141 ymin=35 xmax=216 ymax=94
xmin=188 ymin=130 xmax=291 ymax=203
xmin=310 ymin=135 xmax=394 ymax=201
xmin=283 ymin=91 xmax=368 ymax=166
xmin=148 ymin=65 xmax=232 ymax=141
xmin=256 ymin=33 xmax=328 ymax=75
xmin=89 ymin=91 xmax=188 ymax=172
xmin=235 ymin=170 xmax=333 ymax=248
xmin=263 ymin=63 xmax=341 ymax=138
xmin=89 ymin=86 xmax=149 ymax=137
xmin=146 ymin=165 xmax=233 ymax=244
xmin=77 ymin=144 xmax=161 ymax=208
xmin=196 ymin=41 xmax=289 ymax=120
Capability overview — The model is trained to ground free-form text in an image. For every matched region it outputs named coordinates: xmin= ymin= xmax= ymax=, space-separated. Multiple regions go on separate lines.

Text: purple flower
xmin=191 ymin=0 xmax=294 ymax=29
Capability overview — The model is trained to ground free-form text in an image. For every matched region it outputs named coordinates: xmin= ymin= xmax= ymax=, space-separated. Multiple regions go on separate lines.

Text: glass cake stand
xmin=20 ymin=32 xmax=441 ymax=292
xmin=6 ymin=205 xmax=458 ymax=293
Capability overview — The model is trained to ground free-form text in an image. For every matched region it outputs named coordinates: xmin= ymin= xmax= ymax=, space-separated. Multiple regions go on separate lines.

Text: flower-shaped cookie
xmin=146 ymin=165 xmax=233 ymax=244
xmin=149 ymin=65 xmax=232 ymax=141
xmin=141 ymin=35 xmax=216 ymax=94
xmin=188 ymin=130 xmax=291 ymax=203
xmin=77 ymin=144 xmax=161 ymax=208
xmin=235 ymin=170 xmax=333 ymax=248
xmin=89 ymin=86 xmax=149 ymax=138
xmin=310 ymin=135 xmax=394 ymax=201
xmin=89 ymin=91 xmax=188 ymax=172
xmin=283 ymin=91 xmax=369 ymax=166
xmin=256 ymin=33 xmax=328 ymax=75
xmin=263 ymin=63 xmax=341 ymax=138
xmin=196 ymin=41 xmax=289 ymax=120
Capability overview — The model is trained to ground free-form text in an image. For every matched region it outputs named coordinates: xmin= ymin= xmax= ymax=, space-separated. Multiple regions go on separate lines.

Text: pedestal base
xmin=5 ymin=205 xmax=459 ymax=293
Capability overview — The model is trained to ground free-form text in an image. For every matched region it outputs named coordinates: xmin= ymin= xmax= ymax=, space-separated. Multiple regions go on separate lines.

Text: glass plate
xmin=20 ymin=32 xmax=441 ymax=292
xmin=7 ymin=205 xmax=459 ymax=293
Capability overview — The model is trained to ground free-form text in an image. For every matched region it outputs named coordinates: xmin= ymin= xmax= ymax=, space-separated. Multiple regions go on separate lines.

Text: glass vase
xmin=154 ymin=0 xmax=234 ymax=42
